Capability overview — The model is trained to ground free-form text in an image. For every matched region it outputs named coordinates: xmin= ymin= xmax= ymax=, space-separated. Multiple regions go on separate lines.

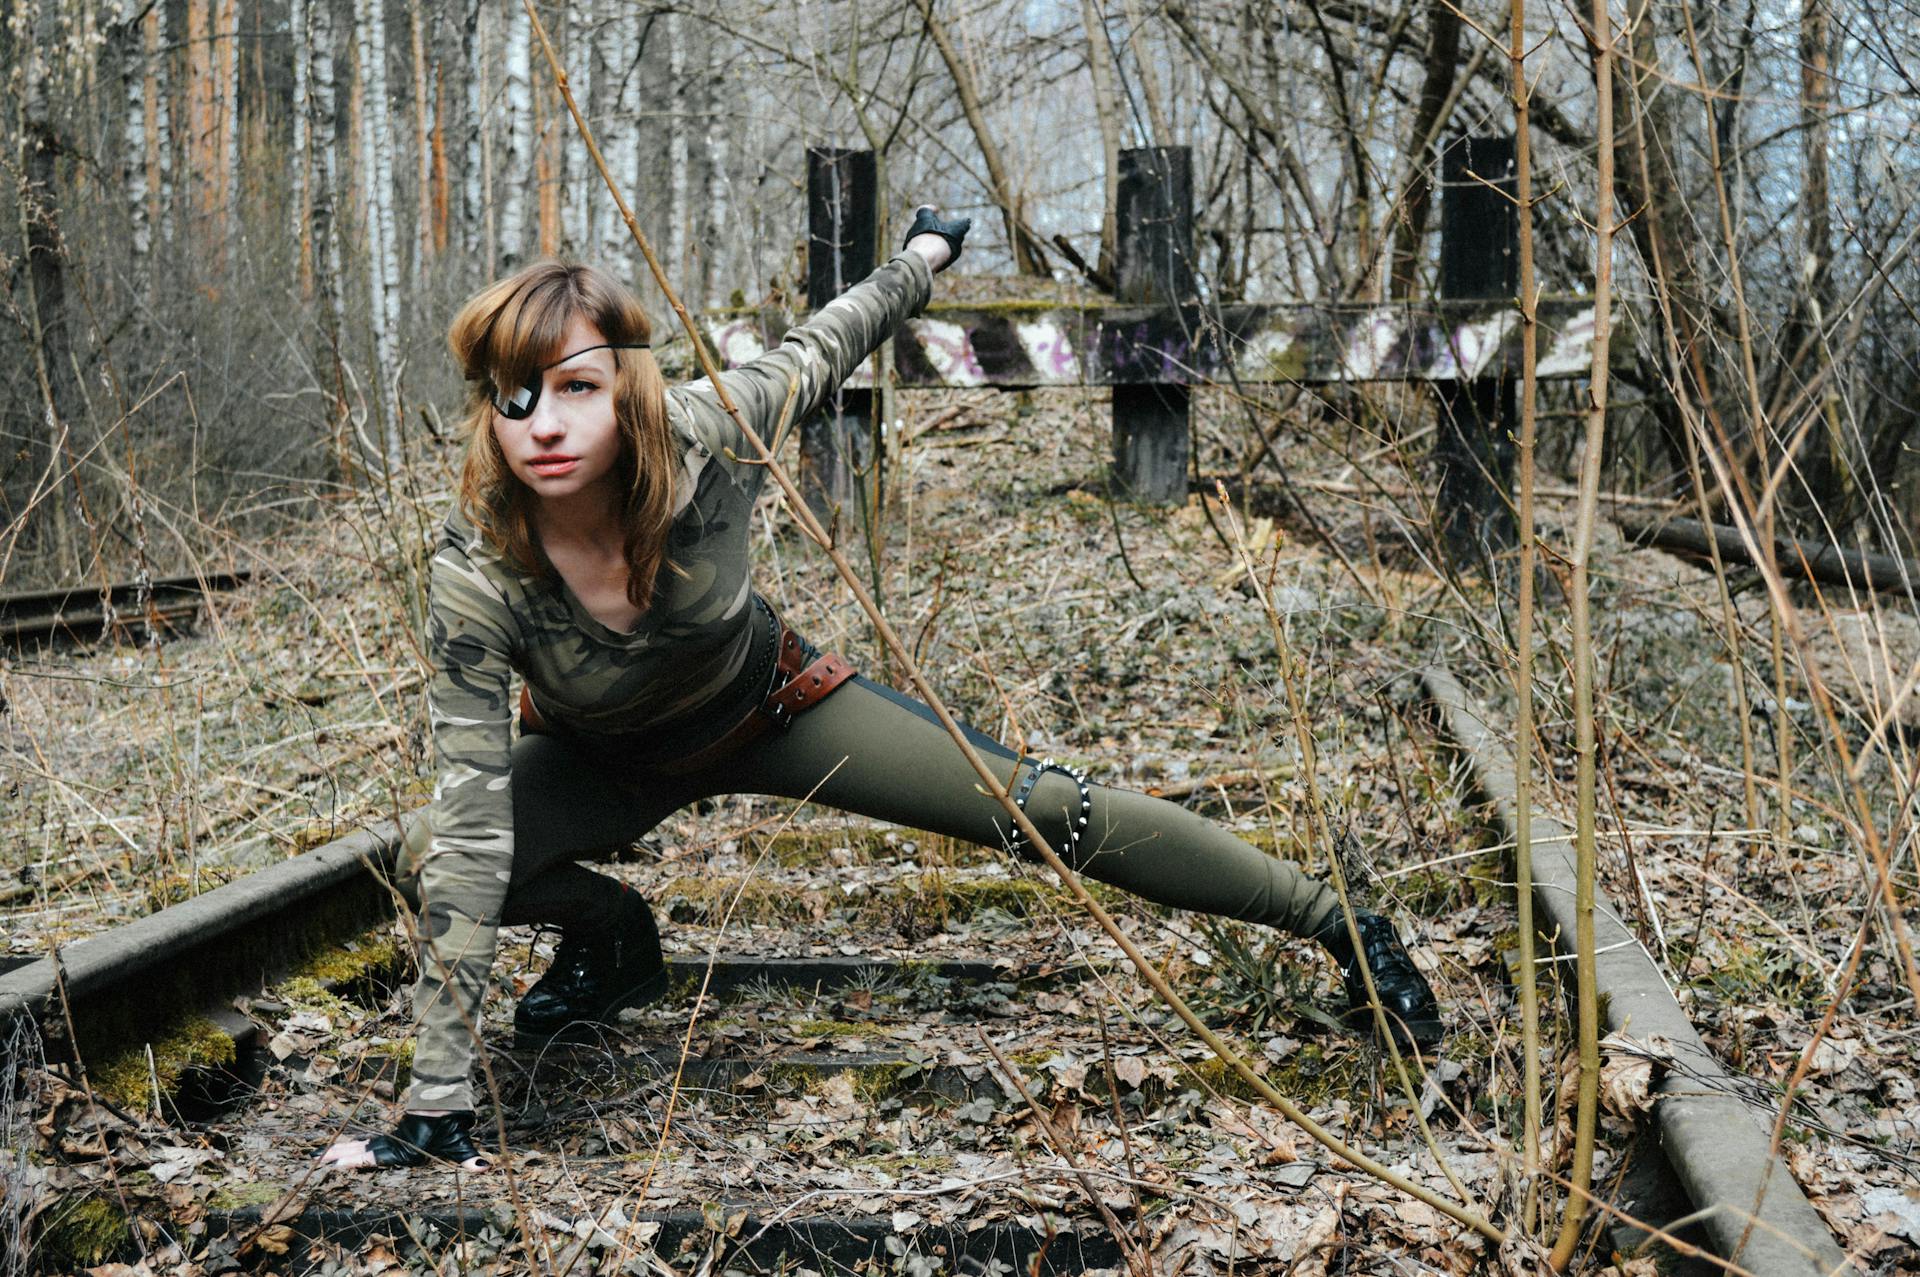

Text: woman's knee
xmin=389 ymin=813 xmax=431 ymax=912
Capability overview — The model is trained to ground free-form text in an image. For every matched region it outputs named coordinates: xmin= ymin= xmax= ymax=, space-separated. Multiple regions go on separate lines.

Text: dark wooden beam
xmin=1616 ymin=513 xmax=1918 ymax=597
xmin=802 ymin=146 xmax=878 ymax=527
xmin=1433 ymin=135 xmax=1519 ymax=570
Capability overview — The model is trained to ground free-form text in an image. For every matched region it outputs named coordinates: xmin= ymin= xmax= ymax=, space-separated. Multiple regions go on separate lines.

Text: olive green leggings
xmin=396 ymin=676 xmax=1338 ymax=941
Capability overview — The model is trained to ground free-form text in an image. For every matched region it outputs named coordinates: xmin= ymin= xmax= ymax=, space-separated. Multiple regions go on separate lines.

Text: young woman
xmin=320 ymin=208 xmax=1441 ymax=1172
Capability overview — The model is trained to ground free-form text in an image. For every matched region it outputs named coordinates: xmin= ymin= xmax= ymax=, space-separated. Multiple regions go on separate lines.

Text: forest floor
xmin=3 ymin=381 xmax=1917 ymax=1274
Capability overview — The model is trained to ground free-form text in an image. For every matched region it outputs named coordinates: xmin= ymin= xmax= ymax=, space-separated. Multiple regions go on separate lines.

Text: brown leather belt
xmin=517 ymin=608 xmax=857 ymax=774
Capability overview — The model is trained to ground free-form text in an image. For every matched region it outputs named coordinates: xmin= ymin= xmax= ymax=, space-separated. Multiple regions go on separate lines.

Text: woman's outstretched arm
xmin=678 ymin=206 xmax=970 ymax=469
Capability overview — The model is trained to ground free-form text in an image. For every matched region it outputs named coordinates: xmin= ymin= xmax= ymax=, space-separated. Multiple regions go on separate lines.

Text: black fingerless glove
xmin=902 ymin=205 xmax=972 ymax=267
xmin=364 ymin=1111 xmax=489 ymax=1169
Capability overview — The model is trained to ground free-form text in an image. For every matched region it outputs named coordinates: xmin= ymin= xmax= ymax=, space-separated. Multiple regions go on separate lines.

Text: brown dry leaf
xmin=1112 ymin=1054 xmax=1147 ymax=1090
xmin=1494 ymin=1232 xmax=1553 ymax=1276
xmin=1594 ymin=1261 xmax=1660 ymax=1277
xmin=1598 ymin=1031 xmax=1675 ymax=1119
xmin=1808 ymin=1034 xmax=1859 ymax=1078
xmin=245 ymin=1223 xmax=297 ymax=1256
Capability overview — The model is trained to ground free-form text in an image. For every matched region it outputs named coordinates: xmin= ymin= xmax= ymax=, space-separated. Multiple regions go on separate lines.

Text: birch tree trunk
xmin=666 ymin=11 xmax=689 ymax=280
xmin=570 ymin=0 xmax=595 ymax=257
xmin=913 ymin=0 xmax=1048 ymax=275
xmin=613 ymin=8 xmax=644 ymax=277
xmin=462 ymin=0 xmax=486 ymax=257
xmin=1387 ymin=0 xmax=1461 ymax=298
xmin=354 ymin=0 xmax=402 ymax=461
xmin=411 ymin=0 xmax=433 ymax=280
xmin=147 ymin=1 xmax=174 ymax=250
xmin=1119 ymin=0 xmax=1170 ymax=145
xmin=124 ymin=14 xmax=151 ymax=263
xmin=431 ymin=58 xmax=449 ymax=255
xmin=501 ymin=0 xmax=531 ymax=262
xmin=1078 ymin=0 xmax=1123 ymax=283
xmin=292 ymin=0 xmax=310 ymax=291
xmin=218 ymin=0 xmax=240 ymax=234
xmin=313 ymin=0 xmax=346 ymax=338
xmin=18 ymin=0 xmax=77 ymax=572
xmin=535 ymin=42 xmax=558 ymax=256
xmin=700 ymin=30 xmax=728 ymax=303
xmin=186 ymin=0 xmax=214 ymax=243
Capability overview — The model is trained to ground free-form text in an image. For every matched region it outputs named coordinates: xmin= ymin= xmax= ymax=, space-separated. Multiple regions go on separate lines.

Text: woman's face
xmin=491 ymin=315 xmax=624 ymax=504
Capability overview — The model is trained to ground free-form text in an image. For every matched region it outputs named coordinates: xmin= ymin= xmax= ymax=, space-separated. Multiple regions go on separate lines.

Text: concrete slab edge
xmin=0 ymin=820 xmax=402 ymax=1029
xmin=1419 ymin=667 xmax=1849 ymax=1277
xmin=211 ymin=1205 xmax=1124 ymax=1274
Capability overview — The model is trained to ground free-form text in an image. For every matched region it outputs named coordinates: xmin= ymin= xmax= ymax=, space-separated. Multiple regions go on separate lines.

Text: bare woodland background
xmin=2 ymin=0 xmax=1917 ymax=587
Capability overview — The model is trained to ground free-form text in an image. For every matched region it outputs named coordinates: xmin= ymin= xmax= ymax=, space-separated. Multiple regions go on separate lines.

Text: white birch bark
xmin=501 ymin=0 xmax=532 ymax=262
xmin=665 ymin=11 xmax=688 ymax=281
xmin=125 ymin=15 xmax=151 ymax=261
xmin=700 ymin=33 xmax=727 ymax=303
xmin=291 ymin=0 xmax=309 ymax=271
xmin=354 ymin=0 xmax=402 ymax=460
xmin=613 ymin=8 xmax=643 ymax=273
xmin=220 ymin=0 xmax=240 ymax=230
xmin=569 ymin=0 xmax=594 ymax=256
xmin=313 ymin=0 xmax=345 ymax=335
xmin=461 ymin=0 xmax=485 ymax=256
xmin=149 ymin=1 xmax=174 ymax=247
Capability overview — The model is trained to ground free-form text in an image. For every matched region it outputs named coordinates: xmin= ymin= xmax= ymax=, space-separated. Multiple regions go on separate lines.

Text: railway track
xmin=0 ymin=569 xmax=251 ymax=645
xmin=1 ymin=670 xmax=1844 ymax=1274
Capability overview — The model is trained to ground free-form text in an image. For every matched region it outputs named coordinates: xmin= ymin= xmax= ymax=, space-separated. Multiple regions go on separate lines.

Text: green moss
xmin=290 ymin=933 xmax=403 ymax=988
xmin=208 ymin=1180 xmax=287 ymax=1211
xmin=662 ymin=875 xmax=815 ymax=926
xmin=898 ymin=874 xmax=1064 ymax=921
xmin=272 ymin=979 xmax=360 ymax=1031
xmin=1259 ymin=1043 xmax=1369 ymax=1107
xmin=841 ymin=1060 xmax=915 ymax=1103
xmin=142 ymin=869 xmax=233 ymax=913
xmin=93 ymin=1014 xmax=237 ymax=1111
xmin=792 ymin=1020 xmax=892 ymax=1040
xmin=1258 ymin=341 xmax=1308 ymax=383
xmin=37 ymin=1195 xmax=132 ymax=1267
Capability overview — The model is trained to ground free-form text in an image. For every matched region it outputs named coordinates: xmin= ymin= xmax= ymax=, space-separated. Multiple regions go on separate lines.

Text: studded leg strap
xmin=1003 ymin=757 xmax=1094 ymax=866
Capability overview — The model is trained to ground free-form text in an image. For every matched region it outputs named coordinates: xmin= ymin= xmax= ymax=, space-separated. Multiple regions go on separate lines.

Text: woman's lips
xmin=527 ymin=457 xmax=578 ymax=477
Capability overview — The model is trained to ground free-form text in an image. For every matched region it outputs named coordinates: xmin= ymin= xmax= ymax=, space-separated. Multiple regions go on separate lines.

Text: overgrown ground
xmin=2 ymin=380 xmax=1916 ymax=1273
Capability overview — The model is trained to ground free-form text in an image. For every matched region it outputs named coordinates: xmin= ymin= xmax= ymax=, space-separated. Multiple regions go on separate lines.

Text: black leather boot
xmin=514 ymin=888 xmax=669 ymax=1044
xmin=1314 ymin=909 xmax=1445 ymax=1051
xmin=362 ymin=1111 xmax=488 ymax=1169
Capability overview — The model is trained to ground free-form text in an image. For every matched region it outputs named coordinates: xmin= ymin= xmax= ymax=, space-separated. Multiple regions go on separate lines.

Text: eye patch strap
xmin=492 ymin=341 xmax=650 ymax=420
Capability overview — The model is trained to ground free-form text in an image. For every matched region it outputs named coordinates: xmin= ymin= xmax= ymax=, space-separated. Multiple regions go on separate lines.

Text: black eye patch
xmin=490 ymin=342 xmax=648 ymax=420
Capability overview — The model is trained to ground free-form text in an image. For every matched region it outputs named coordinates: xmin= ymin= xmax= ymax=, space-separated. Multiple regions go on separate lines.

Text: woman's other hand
xmin=903 ymin=205 xmax=971 ymax=274
xmin=318 ymin=1111 xmax=491 ymax=1172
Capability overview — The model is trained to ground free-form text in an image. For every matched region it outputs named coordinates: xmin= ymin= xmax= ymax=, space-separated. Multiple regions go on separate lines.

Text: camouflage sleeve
xmin=678 ymin=250 xmax=934 ymax=483
xmin=402 ymin=541 xmax=519 ymax=1112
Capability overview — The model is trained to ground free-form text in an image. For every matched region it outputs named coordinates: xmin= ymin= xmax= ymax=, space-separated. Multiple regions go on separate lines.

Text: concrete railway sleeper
xmin=1420 ymin=666 xmax=1851 ymax=1277
xmin=8 ymin=823 xmax=1389 ymax=1275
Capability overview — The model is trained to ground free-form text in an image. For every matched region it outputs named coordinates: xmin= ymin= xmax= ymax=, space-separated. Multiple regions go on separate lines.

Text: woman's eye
xmin=564 ymin=379 xmax=596 ymax=394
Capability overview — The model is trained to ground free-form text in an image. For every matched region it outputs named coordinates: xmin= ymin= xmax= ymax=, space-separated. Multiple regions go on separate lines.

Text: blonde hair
xmin=447 ymin=261 xmax=675 ymax=611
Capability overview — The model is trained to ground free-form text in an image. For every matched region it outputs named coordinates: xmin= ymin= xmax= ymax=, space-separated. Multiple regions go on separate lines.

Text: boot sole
xmin=512 ymin=968 xmax=671 ymax=1049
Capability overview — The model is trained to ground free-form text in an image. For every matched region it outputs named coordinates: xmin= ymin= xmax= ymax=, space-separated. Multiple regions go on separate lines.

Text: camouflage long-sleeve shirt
xmin=404 ymin=251 xmax=934 ymax=1111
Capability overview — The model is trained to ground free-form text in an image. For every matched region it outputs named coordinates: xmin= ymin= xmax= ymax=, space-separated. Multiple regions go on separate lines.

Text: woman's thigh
xmin=397 ymin=732 xmax=703 ymax=899
xmin=710 ymin=677 xmax=1038 ymax=848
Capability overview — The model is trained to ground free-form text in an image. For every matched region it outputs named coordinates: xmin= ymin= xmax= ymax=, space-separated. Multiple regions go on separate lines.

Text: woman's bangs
xmin=481 ymin=282 xmax=578 ymax=394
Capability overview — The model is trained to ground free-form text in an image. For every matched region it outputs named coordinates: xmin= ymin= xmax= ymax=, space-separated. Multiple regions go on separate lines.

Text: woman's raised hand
xmin=903 ymin=205 xmax=971 ymax=274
